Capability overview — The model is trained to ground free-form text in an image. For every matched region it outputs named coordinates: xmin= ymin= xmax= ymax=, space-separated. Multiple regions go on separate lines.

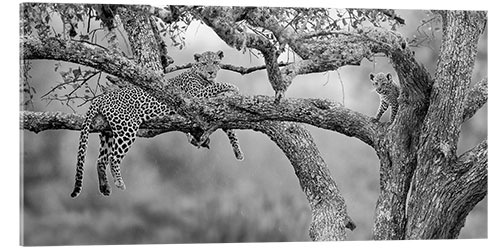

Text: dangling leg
xmin=96 ymin=131 xmax=112 ymax=196
xmin=109 ymin=120 xmax=140 ymax=190
xmin=223 ymin=129 xmax=244 ymax=161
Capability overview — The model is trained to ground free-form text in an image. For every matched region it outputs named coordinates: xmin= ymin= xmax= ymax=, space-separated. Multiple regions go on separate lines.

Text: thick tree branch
xmin=188 ymin=95 xmax=378 ymax=147
xmin=21 ymin=36 xmax=166 ymax=93
xmin=248 ymin=121 xmax=356 ymax=240
xmin=446 ymin=140 xmax=487 ymax=238
xmin=405 ymin=140 xmax=487 ymax=239
xmin=20 ymin=111 xmax=194 ymax=137
xmin=21 ymin=91 xmax=378 ymax=148
xmin=462 ymin=78 xmax=487 ymax=122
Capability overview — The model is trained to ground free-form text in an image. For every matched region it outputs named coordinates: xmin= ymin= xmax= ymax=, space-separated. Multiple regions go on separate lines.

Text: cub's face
xmin=192 ymin=50 xmax=224 ymax=81
xmin=369 ymin=72 xmax=393 ymax=94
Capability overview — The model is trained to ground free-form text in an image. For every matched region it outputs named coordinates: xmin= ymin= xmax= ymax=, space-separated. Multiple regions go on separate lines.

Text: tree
xmin=20 ymin=3 xmax=487 ymax=241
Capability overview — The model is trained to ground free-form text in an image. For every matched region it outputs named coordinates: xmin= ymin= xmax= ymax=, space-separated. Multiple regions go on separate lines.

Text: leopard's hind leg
xmin=70 ymin=103 xmax=99 ymax=198
xmin=108 ymin=117 xmax=141 ymax=191
xmin=96 ymin=131 xmax=113 ymax=196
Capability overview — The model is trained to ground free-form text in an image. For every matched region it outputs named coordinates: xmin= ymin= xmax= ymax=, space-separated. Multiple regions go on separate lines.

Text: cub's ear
xmin=216 ymin=50 xmax=224 ymax=59
xmin=194 ymin=53 xmax=201 ymax=62
xmin=386 ymin=73 xmax=392 ymax=81
xmin=369 ymin=73 xmax=375 ymax=81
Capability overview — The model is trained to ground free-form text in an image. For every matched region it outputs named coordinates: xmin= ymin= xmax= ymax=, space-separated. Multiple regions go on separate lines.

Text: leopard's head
xmin=192 ymin=50 xmax=224 ymax=81
xmin=369 ymin=72 xmax=393 ymax=94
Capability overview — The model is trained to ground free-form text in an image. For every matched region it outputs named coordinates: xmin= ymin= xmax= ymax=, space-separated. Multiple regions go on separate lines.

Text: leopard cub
xmin=369 ymin=72 xmax=400 ymax=123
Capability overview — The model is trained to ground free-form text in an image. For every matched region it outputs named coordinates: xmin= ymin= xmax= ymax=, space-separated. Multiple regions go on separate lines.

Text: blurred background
xmin=20 ymin=7 xmax=487 ymax=245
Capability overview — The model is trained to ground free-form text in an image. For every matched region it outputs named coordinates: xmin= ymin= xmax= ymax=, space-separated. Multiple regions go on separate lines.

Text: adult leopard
xmin=70 ymin=50 xmax=243 ymax=198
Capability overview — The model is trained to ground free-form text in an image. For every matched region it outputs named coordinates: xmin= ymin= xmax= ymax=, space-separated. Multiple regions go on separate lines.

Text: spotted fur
xmin=369 ymin=72 xmax=400 ymax=123
xmin=70 ymin=51 xmax=243 ymax=198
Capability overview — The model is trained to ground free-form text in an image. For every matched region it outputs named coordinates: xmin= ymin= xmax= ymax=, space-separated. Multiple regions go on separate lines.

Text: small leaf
xmin=80 ymin=34 xmax=89 ymax=40
xmin=73 ymin=68 xmax=81 ymax=78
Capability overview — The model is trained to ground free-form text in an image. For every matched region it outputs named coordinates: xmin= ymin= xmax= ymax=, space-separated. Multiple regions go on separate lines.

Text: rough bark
xmin=404 ymin=10 xmax=487 ymax=239
xmin=249 ymin=122 xmax=356 ymax=240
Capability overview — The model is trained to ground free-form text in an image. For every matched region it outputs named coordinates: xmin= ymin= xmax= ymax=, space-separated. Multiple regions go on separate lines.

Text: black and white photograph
xmin=17 ymin=0 xmax=488 ymax=247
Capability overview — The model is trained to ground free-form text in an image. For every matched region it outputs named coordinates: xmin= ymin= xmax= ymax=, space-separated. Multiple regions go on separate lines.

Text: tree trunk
xmin=372 ymin=10 xmax=487 ymax=240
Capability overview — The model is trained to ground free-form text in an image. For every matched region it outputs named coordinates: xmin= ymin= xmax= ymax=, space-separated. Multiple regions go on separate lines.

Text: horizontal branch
xmin=20 ymin=111 xmax=195 ymax=138
xmin=159 ymin=94 xmax=378 ymax=147
xmin=164 ymin=62 xmax=292 ymax=75
xmin=21 ymin=91 xmax=378 ymax=147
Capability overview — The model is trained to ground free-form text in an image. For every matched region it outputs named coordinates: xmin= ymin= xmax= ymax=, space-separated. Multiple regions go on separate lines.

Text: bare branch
xmin=462 ymin=78 xmax=487 ymax=122
xmin=378 ymin=9 xmax=406 ymax=25
xmin=20 ymin=110 xmax=194 ymax=137
xmin=21 ymin=36 xmax=164 ymax=88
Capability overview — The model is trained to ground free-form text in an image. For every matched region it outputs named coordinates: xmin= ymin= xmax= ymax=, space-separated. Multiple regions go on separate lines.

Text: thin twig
xmin=336 ymin=70 xmax=345 ymax=106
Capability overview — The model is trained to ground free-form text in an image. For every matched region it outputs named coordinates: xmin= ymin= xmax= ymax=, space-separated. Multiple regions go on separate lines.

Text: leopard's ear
xmin=386 ymin=73 xmax=392 ymax=81
xmin=369 ymin=73 xmax=375 ymax=81
xmin=194 ymin=53 xmax=202 ymax=62
xmin=216 ymin=50 xmax=224 ymax=59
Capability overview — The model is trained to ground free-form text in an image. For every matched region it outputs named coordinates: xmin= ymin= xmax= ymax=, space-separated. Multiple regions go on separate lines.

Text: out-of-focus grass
xmin=21 ymin=130 xmax=311 ymax=245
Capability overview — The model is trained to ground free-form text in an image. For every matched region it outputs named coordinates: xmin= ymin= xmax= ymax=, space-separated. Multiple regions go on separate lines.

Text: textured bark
xmin=404 ymin=10 xmax=487 ymax=239
xmin=462 ymin=78 xmax=488 ymax=123
xmin=118 ymin=7 xmax=164 ymax=71
xmin=251 ymin=122 xmax=356 ymax=240
xmin=20 ymin=111 xmax=194 ymax=137
xmin=372 ymin=43 xmax=433 ymax=240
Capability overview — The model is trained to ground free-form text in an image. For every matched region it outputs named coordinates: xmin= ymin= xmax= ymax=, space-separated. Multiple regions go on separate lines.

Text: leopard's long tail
xmin=70 ymin=103 xmax=99 ymax=198
xmin=223 ymin=129 xmax=244 ymax=161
